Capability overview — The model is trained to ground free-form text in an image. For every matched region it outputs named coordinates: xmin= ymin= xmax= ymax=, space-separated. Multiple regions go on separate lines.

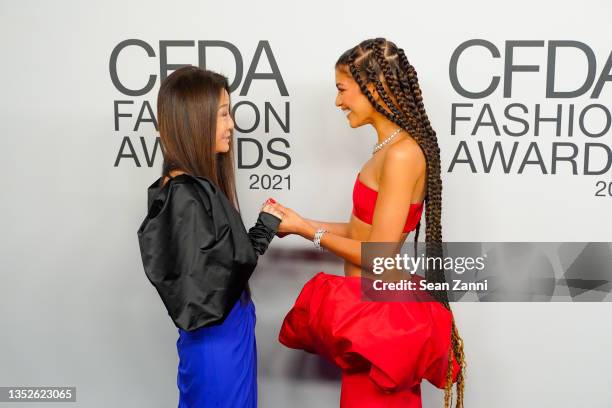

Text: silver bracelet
xmin=313 ymin=228 xmax=328 ymax=251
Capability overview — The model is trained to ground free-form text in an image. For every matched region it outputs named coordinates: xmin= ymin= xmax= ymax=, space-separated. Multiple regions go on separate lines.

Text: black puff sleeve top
xmin=137 ymin=173 xmax=281 ymax=331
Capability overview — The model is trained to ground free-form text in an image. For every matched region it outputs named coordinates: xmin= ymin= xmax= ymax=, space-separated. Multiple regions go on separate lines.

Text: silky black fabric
xmin=137 ymin=173 xmax=281 ymax=332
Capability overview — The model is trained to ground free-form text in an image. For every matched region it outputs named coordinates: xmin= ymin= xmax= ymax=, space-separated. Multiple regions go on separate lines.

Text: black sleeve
xmin=137 ymin=175 xmax=279 ymax=331
xmin=247 ymin=212 xmax=282 ymax=255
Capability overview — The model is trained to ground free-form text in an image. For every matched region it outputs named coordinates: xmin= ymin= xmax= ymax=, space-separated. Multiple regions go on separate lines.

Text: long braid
xmin=349 ymin=63 xmax=416 ymax=136
xmin=395 ymin=41 xmax=466 ymax=408
xmin=371 ymin=41 xmax=424 ymax=134
xmin=364 ymin=67 xmax=410 ymax=127
xmin=367 ymin=41 xmax=425 ymax=142
xmin=338 ymin=38 xmax=466 ymax=408
xmin=369 ymin=40 xmax=447 ymax=300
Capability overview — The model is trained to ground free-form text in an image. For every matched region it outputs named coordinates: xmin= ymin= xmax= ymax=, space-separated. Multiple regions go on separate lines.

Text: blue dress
xmin=176 ymin=291 xmax=257 ymax=407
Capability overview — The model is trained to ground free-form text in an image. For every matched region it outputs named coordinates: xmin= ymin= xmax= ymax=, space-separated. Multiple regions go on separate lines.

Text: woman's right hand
xmin=268 ymin=202 xmax=310 ymax=237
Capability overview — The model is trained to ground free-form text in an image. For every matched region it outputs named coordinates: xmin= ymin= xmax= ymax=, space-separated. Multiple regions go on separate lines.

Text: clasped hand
xmin=260 ymin=198 xmax=307 ymax=238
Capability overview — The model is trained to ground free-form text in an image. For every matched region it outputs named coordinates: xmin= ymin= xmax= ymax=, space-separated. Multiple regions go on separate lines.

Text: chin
xmin=216 ymin=144 xmax=231 ymax=154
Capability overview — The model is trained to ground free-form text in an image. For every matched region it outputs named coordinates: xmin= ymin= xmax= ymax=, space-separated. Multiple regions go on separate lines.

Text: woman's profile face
xmin=215 ymin=88 xmax=234 ymax=153
xmin=335 ymin=66 xmax=376 ymax=128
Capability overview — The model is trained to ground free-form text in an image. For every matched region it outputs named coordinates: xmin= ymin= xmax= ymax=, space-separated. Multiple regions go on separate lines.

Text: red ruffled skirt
xmin=279 ymin=272 xmax=460 ymax=408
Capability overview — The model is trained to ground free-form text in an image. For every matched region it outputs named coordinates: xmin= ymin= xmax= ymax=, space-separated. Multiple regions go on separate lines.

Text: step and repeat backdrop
xmin=1 ymin=0 xmax=611 ymax=407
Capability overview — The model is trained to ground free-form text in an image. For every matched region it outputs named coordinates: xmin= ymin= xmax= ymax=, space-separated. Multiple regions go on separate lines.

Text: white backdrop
xmin=1 ymin=0 xmax=611 ymax=407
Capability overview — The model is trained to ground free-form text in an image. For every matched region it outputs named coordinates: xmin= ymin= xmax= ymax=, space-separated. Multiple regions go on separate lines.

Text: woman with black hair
xmin=137 ymin=66 xmax=283 ymax=407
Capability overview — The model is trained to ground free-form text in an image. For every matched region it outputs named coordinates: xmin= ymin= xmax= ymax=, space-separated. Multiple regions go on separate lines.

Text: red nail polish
xmin=269 ymin=198 xmax=276 ymax=204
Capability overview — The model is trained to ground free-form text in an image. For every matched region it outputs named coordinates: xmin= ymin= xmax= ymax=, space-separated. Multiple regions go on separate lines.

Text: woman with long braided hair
xmin=271 ymin=38 xmax=466 ymax=407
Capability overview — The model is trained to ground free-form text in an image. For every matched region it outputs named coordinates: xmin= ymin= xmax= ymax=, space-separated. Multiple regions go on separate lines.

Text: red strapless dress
xmin=278 ymin=174 xmax=459 ymax=407
xmin=352 ymin=172 xmax=423 ymax=233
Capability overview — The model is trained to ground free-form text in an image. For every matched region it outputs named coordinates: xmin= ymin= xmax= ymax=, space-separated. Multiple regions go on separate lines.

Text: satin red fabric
xmin=279 ymin=272 xmax=460 ymax=407
xmin=352 ymin=173 xmax=424 ymax=233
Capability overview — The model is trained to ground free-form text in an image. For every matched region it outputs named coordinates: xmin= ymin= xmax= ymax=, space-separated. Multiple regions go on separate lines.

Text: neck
xmin=372 ymin=115 xmax=403 ymax=144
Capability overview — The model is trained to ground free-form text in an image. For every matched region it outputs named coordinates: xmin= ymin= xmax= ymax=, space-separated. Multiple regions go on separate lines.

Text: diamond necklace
xmin=373 ymin=128 xmax=402 ymax=154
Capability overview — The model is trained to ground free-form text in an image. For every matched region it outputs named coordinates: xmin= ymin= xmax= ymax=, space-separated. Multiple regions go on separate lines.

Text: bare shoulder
xmin=384 ymin=137 xmax=426 ymax=173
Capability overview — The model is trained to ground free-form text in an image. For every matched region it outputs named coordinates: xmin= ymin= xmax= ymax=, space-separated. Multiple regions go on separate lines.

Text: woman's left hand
xmin=261 ymin=199 xmax=285 ymax=220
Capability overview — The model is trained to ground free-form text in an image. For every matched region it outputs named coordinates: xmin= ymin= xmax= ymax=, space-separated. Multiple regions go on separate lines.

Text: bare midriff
xmin=344 ymin=215 xmax=409 ymax=277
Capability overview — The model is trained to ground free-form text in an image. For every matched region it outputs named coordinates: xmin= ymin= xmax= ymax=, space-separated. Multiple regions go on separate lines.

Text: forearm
xmin=299 ymin=223 xmax=362 ymax=267
xmin=305 ymin=219 xmax=350 ymax=237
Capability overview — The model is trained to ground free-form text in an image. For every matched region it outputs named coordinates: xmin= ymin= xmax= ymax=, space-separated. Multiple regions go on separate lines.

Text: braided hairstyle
xmin=336 ymin=38 xmax=466 ymax=407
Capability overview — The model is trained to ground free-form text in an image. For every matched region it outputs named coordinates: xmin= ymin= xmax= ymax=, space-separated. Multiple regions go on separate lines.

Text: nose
xmin=228 ymin=114 xmax=235 ymax=131
xmin=335 ymin=93 xmax=342 ymax=107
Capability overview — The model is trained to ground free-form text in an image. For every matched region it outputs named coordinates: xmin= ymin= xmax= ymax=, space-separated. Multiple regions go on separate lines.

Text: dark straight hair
xmin=157 ymin=65 xmax=239 ymax=209
xmin=157 ymin=66 xmax=251 ymax=301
